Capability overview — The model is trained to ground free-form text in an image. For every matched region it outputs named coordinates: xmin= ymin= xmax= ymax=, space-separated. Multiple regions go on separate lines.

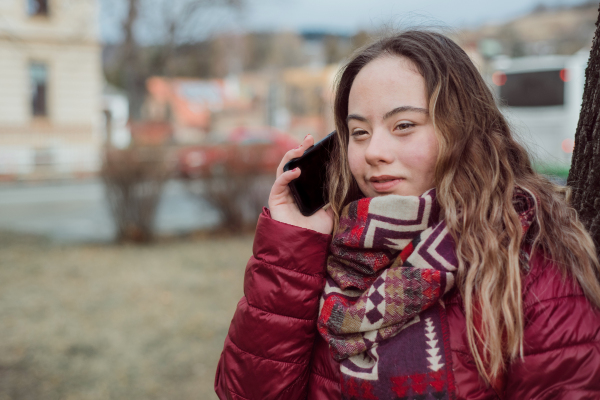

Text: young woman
xmin=215 ymin=30 xmax=600 ymax=400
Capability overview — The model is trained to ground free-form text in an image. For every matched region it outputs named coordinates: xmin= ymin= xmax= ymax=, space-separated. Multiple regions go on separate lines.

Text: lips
xmin=369 ymin=175 xmax=404 ymax=192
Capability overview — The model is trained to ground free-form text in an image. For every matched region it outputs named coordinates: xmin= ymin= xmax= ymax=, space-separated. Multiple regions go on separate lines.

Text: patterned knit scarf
xmin=317 ymin=188 xmax=535 ymax=400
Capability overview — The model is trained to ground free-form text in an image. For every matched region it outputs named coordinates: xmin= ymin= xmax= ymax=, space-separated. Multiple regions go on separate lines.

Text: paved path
xmin=0 ymin=179 xmax=219 ymax=243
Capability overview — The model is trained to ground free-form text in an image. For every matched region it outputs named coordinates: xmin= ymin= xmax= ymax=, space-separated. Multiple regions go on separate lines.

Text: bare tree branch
xmin=110 ymin=0 xmax=244 ymax=119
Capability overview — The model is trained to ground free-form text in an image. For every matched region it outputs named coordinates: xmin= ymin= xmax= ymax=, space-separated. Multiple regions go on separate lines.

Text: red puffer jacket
xmin=215 ymin=209 xmax=600 ymax=400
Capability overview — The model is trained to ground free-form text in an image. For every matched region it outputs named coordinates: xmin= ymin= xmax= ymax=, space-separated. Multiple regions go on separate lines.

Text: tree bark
xmin=567 ymin=3 xmax=600 ymax=250
xmin=121 ymin=0 xmax=146 ymax=121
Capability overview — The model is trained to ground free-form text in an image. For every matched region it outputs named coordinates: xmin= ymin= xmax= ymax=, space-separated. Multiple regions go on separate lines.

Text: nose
xmin=364 ymin=128 xmax=394 ymax=166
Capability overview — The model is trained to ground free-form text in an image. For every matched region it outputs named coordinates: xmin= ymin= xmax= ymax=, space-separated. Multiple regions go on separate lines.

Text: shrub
xmin=185 ymin=168 xmax=273 ymax=233
xmin=181 ymin=143 xmax=278 ymax=232
xmin=101 ymin=146 xmax=171 ymax=243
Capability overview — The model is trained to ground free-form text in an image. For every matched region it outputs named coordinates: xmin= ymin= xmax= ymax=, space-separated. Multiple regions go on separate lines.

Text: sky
xmin=99 ymin=0 xmax=593 ymax=44
xmin=240 ymin=0 xmax=589 ymax=33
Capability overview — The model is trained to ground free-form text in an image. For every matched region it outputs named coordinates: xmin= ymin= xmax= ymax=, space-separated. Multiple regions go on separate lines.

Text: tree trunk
xmin=121 ymin=0 xmax=146 ymax=121
xmin=567 ymin=3 xmax=600 ymax=251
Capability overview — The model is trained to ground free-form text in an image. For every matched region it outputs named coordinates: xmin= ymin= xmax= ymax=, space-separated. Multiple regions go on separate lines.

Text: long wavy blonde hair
xmin=327 ymin=30 xmax=600 ymax=383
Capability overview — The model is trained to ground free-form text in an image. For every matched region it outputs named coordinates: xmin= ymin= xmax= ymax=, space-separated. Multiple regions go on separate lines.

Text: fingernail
xmin=293 ymin=167 xmax=299 ymax=171
xmin=294 ymin=144 xmax=301 ymax=149
xmin=304 ymin=134 xmax=309 ymax=140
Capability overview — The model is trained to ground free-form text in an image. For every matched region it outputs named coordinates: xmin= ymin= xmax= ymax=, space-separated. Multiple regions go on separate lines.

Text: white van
xmin=490 ymin=50 xmax=589 ymax=178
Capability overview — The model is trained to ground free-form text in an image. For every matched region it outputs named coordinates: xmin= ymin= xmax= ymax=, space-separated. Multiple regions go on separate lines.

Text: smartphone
xmin=283 ymin=132 xmax=336 ymax=216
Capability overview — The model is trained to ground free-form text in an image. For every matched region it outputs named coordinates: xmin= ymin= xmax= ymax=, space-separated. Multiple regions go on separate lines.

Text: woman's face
xmin=347 ymin=55 xmax=439 ymax=198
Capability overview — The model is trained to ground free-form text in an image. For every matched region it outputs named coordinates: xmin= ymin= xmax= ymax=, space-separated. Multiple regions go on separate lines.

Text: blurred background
xmin=0 ymin=0 xmax=597 ymax=398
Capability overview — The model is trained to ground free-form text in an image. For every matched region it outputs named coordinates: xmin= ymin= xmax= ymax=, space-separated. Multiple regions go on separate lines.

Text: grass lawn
xmin=0 ymin=232 xmax=253 ymax=400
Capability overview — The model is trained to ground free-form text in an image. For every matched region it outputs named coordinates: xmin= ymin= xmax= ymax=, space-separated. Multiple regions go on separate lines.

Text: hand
xmin=268 ymin=135 xmax=334 ymax=235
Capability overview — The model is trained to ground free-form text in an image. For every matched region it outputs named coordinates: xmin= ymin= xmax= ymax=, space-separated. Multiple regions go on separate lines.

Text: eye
xmin=395 ymin=122 xmax=415 ymax=131
xmin=350 ymin=129 xmax=368 ymax=137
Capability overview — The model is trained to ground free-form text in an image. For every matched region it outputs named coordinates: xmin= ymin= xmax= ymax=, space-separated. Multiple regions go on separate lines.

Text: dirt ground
xmin=0 ymin=231 xmax=254 ymax=400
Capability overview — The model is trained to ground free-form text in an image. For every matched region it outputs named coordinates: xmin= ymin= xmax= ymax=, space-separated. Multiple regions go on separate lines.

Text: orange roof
xmin=147 ymin=77 xmax=230 ymax=129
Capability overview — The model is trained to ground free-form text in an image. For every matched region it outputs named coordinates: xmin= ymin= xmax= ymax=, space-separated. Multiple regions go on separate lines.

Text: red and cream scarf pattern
xmin=317 ymin=188 xmax=535 ymax=400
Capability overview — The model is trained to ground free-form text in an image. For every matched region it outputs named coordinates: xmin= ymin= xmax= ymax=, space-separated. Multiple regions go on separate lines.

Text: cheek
xmin=399 ymin=131 xmax=438 ymax=180
xmin=416 ymin=132 xmax=439 ymax=178
xmin=347 ymin=143 xmax=363 ymax=177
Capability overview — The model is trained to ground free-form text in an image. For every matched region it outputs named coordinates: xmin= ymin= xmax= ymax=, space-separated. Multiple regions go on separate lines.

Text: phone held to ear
xmin=283 ymin=132 xmax=335 ymax=216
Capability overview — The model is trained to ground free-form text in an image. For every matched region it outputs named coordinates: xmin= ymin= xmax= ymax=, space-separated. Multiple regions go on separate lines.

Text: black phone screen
xmin=283 ymin=132 xmax=335 ymax=216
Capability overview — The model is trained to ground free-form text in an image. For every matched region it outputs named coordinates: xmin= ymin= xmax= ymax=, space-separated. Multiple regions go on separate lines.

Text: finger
xmin=270 ymin=167 xmax=301 ymax=199
xmin=276 ymin=134 xmax=315 ymax=178
xmin=276 ymin=135 xmax=313 ymax=177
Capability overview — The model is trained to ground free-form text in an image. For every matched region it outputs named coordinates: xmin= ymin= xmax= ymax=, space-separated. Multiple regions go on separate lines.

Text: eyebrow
xmin=346 ymin=106 xmax=429 ymax=124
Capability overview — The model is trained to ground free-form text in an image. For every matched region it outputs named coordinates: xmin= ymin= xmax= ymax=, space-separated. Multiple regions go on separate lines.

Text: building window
xmin=28 ymin=0 xmax=49 ymax=16
xmin=30 ymin=62 xmax=48 ymax=117
xmin=498 ymin=70 xmax=565 ymax=107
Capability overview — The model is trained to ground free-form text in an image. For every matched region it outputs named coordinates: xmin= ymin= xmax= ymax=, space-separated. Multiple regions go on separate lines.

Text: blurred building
xmin=456 ymin=2 xmax=596 ymax=59
xmin=145 ymin=77 xmax=220 ymax=143
xmin=0 ymin=0 xmax=103 ymax=179
xmin=144 ymin=66 xmax=339 ymax=145
xmin=102 ymin=83 xmax=130 ymax=149
xmin=279 ymin=64 xmax=338 ymax=140
xmin=144 ymin=74 xmax=270 ymax=144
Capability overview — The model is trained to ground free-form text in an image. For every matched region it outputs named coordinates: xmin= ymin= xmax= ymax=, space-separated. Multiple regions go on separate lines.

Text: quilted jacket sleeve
xmin=215 ymin=208 xmax=331 ymax=400
xmin=505 ymin=253 xmax=600 ymax=400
